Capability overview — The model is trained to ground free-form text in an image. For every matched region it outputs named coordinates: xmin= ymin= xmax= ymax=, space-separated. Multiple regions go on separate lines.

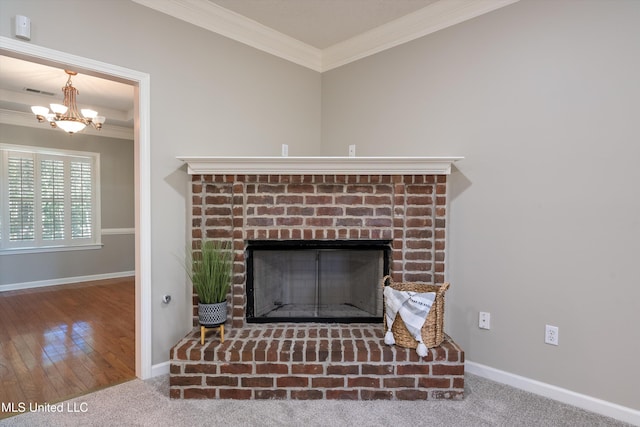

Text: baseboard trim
xmin=151 ymin=361 xmax=171 ymax=377
xmin=0 ymin=271 xmax=135 ymax=292
xmin=466 ymin=360 xmax=640 ymax=426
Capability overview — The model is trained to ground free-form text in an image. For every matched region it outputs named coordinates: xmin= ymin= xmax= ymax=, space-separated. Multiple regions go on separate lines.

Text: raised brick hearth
xmin=170 ymin=324 xmax=464 ymax=400
xmin=171 ymin=163 xmax=464 ymax=400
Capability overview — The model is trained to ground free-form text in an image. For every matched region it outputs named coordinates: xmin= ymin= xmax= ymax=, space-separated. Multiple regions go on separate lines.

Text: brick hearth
xmin=170 ymin=324 xmax=464 ymax=400
xmin=171 ymin=169 xmax=464 ymax=400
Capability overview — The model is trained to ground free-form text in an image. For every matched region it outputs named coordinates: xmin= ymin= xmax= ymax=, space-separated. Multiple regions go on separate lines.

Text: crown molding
xmin=131 ymin=0 xmax=323 ymax=71
xmin=132 ymin=0 xmax=519 ymax=72
xmin=321 ymin=0 xmax=521 ymax=72
xmin=0 ymin=109 xmax=134 ymax=140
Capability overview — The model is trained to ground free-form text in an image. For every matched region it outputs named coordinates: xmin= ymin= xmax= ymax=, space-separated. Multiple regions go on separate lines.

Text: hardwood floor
xmin=0 ymin=277 xmax=135 ymax=416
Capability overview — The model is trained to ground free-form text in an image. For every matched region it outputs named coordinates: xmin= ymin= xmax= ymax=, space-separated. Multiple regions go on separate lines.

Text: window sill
xmin=0 ymin=243 xmax=103 ymax=256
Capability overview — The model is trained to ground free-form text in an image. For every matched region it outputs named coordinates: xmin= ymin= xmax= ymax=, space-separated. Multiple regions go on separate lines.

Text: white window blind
xmin=0 ymin=144 xmax=101 ymax=253
xmin=8 ymin=154 xmax=35 ymax=242
xmin=40 ymin=157 xmax=65 ymax=241
xmin=71 ymin=160 xmax=93 ymax=239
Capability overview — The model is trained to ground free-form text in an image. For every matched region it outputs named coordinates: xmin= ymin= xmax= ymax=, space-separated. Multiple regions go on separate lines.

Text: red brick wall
xmin=170 ymin=325 xmax=464 ymax=400
xmin=191 ymin=174 xmax=447 ymax=329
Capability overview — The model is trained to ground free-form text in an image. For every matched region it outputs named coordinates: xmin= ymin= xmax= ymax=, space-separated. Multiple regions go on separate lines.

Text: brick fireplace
xmin=170 ymin=156 xmax=464 ymax=400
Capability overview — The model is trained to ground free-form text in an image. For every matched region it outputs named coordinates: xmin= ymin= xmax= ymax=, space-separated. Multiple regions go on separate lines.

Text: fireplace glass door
xmin=246 ymin=241 xmax=389 ymax=322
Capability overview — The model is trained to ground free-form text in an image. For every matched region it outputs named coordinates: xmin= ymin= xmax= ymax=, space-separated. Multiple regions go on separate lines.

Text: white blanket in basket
xmin=383 ymin=286 xmax=436 ymax=357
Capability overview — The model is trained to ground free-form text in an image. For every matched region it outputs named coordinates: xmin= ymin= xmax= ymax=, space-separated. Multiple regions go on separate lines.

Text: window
xmin=0 ymin=144 xmax=101 ymax=254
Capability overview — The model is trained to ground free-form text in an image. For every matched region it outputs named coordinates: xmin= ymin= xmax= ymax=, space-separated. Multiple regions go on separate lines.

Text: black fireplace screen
xmin=246 ymin=240 xmax=390 ymax=323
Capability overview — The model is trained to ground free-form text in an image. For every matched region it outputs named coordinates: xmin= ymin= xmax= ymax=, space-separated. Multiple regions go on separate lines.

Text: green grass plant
xmin=186 ymin=239 xmax=233 ymax=304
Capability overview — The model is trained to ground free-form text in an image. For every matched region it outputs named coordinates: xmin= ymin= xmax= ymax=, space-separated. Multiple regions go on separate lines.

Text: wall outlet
xmin=545 ymin=324 xmax=559 ymax=345
xmin=348 ymin=144 xmax=356 ymax=157
xmin=281 ymin=144 xmax=289 ymax=157
xmin=479 ymin=312 xmax=490 ymax=330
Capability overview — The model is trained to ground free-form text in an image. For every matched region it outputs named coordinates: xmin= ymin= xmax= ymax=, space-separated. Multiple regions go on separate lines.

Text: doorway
xmin=0 ymin=36 xmax=152 ymax=379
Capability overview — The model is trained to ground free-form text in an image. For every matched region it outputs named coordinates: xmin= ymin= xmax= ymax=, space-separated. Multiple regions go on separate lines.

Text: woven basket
xmin=382 ymin=275 xmax=450 ymax=349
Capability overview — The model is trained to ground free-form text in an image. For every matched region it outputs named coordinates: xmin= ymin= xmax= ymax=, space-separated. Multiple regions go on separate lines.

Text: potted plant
xmin=186 ymin=239 xmax=233 ymax=329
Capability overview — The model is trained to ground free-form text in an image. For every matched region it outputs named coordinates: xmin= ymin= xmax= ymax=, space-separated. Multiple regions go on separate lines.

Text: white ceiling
xmin=0 ymin=55 xmax=135 ymax=138
xmin=208 ymin=0 xmax=438 ymax=49
xmin=1 ymin=0 xmax=518 ymax=138
xmin=0 ymin=56 xmax=134 ymax=113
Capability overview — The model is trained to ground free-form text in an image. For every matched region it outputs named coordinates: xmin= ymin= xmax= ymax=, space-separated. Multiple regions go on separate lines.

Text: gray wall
xmin=0 ymin=0 xmax=321 ymax=366
xmin=322 ymin=0 xmax=639 ymax=410
xmin=2 ymin=0 xmax=638 ymax=411
xmin=0 ymin=123 xmax=135 ymax=286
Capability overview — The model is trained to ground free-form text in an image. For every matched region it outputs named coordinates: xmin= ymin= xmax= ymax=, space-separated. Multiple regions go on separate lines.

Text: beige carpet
xmin=0 ymin=373 xmax=630 ymax=426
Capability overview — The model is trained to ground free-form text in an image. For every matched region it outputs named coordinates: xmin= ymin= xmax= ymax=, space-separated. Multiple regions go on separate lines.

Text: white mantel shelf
xmin=177 ymin=156 xmax=463 ymax=175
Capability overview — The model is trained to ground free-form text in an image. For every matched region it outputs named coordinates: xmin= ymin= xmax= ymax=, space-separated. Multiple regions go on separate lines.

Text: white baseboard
xmin=0 ymin=271 xmax=135 ymax=292
xmin=151 ymin=361 xmax=171 ymax=377
xmin=466 ymin=360 xmax=640 ymax=426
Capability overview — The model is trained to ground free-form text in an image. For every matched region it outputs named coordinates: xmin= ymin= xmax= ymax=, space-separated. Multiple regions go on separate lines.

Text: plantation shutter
xmin=1 ymin=144 xmax=100 ymax=252
xmin=40 ymin=157 xmax=66 ymax=241
xmin=71 ymin=160 xmax=93 ymax=239
xmin=8 ymin=152 xmax=35 ymax=242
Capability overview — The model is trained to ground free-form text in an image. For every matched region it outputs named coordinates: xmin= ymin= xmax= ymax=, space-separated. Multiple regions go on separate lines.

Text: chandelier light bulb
xmin=81 ymin=109 xmax=97 ymax=119
xmin=56 ymin=120 xmax=86 ymax=134
xmin=31 ymin=105 xmax=49 ymax=116
xmin=50 ymin=103 xmax=68 ymax=115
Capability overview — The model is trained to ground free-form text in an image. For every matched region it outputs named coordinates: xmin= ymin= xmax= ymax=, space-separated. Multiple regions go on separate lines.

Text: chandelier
xmin=31 ymin=70 xmax=106 ymax=134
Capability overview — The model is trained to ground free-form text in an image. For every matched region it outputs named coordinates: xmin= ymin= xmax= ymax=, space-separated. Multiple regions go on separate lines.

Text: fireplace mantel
xmin=177 ymin=156 xmax=463 ymax=175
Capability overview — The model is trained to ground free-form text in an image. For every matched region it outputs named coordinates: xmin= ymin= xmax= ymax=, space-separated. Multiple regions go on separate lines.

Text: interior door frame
xmin=0 ymin=36 xmax=153 ymax=379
